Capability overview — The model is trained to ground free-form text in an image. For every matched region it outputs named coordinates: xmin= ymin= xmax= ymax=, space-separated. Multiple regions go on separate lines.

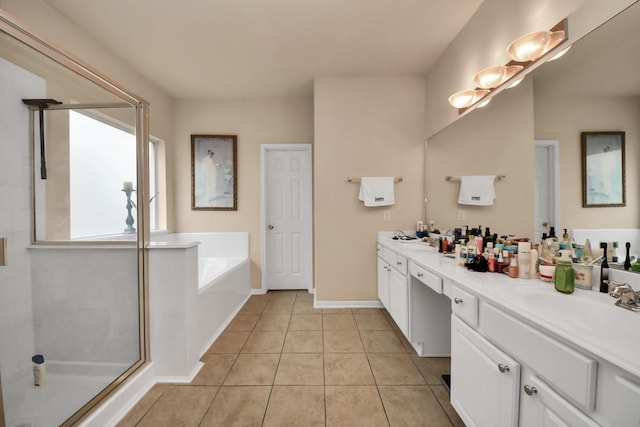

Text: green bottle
xmin=554 ymin=261 xmax=575 ymax=294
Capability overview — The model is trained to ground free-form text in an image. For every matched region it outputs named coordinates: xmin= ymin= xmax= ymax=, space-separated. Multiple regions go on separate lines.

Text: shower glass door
xmin=0 ymin=10 xmax=149 ymax=427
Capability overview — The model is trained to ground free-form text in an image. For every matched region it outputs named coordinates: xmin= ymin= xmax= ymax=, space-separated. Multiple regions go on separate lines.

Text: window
xmin=69 ymin=110 xmax=158 ymax=239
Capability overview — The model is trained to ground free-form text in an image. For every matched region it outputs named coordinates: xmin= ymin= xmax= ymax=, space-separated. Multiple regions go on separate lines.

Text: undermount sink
xmin=506 ymin=285 xmax=634 ymax=343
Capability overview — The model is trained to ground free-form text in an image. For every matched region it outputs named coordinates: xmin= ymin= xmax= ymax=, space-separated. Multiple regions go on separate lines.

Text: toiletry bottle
xmin=32 ymin=354 xmax=46 ymax=388
xmin=459 ymin=241 xmax=467 ymax=266
xmin=455 ymin=243 xmax=461 ymax=265
xmin=555 ymin=261 xmax=575 ymax=294
xmin=624 ymin=242 xmax=632 ymax=271
xmin=496 ymin=250 xmax=504 ymax=273
xmin=508 ymin=255 xmax=519 ymax=278
xmin=600 ymin=242 xmax=609 ymax=293
xmin=467 ymin=238 xmax=477 ymax=261
xmin=530 ymin=246 xmax=539 ymax=277
xmin=475 ymin=235 xmax=484 ymax=255
xmin=549 ymin=226 xmax=556 ymax=239
xmin=517 ymin=242 xmax=531 ymax=279
xmin=487 ymin=242 xmax=496 ymax=272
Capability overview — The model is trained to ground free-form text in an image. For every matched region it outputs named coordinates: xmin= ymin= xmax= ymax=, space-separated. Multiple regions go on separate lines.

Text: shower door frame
xmin=0 ymin=8 xmax=151 ymax=426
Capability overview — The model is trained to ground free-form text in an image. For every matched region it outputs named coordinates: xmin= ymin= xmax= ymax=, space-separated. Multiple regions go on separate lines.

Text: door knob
xmin=268 ymin=224 xmax=274 ymax=230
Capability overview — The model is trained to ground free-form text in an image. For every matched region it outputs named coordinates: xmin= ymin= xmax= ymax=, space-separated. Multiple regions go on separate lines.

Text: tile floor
xmin=117 ymin=290 xmax=464 ymax=426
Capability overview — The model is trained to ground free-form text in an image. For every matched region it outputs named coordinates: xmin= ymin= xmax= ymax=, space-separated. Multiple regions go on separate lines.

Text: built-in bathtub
xmin=198 ymin=257 xmax=247 ymax=290
xmin=147 ymin=232 xmax=251 ymax=380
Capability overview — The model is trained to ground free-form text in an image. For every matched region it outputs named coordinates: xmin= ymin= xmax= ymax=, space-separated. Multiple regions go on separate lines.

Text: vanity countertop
xmin=379 ymin=236 xmax=640 ymax=379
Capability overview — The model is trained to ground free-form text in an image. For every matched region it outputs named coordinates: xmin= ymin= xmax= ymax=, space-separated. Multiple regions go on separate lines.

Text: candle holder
xmin=122 ymin=188 xmax=136 ymax=233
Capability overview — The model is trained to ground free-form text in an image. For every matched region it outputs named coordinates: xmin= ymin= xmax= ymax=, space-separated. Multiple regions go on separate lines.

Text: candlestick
xmin=122 ymin=188 xmax=136 ymax=233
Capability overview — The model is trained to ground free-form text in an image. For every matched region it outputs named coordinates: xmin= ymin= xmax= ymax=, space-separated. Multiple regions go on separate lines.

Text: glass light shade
xmin=507 ymin=30 xmax=551 ymax=62
xmin=546 ymin=30 xmax=566 ymax=52
xmin=473 ymin=65 xmax=506 ymax=89
xmin=547 ymin=45 xmax=571 ymax=62
xmin=473 ymin=65 xmax=524 ymax=90
xmin=448 ymin=89 xmax=490 ymax=109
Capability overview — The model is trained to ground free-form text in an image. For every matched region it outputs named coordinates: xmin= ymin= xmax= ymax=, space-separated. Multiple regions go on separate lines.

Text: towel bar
xmin=445 ymin=175 xmax=505 ymax=182
xmin=347 ymin=176 xmax=403 ymax=183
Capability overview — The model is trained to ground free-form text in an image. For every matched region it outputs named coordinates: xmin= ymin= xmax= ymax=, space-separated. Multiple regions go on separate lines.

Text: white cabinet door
xmin=519 ymin=372 xmax=599 ymax=427
xmin=377 ymin=257 xmax=390 ymax=310
xmin=389 ymin=267 xmax=408 ymax=335
xmin=451 ymin=315 xmax=520 ymax=427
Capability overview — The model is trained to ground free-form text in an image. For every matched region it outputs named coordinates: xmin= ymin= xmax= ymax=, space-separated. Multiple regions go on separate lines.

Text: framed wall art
xmin=191 ymin=134 xmax=237 ymax=210
xmin=581 ymin=131 xmax=625 ymax=207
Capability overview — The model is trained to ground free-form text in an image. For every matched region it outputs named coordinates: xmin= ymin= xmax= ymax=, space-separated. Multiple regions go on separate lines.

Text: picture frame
xmin=191 ymin=134 xmax=237 ymax=210
xmin=581 ymin=131 xmax=625 ymax=207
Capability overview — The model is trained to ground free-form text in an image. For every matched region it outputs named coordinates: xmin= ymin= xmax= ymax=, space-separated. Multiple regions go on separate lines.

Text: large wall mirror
xmin=426 ymin=1 xmax=640 ymax=259
xmin=1 ymin=10 xmax=149 ymax=426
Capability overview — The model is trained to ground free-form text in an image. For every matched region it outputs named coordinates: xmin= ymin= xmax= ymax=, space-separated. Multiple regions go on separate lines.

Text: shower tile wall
xmin=0 ymin=58 xmax=45 ymax=380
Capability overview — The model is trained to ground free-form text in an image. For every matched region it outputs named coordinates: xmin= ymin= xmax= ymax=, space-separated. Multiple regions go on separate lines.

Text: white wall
xmin=314 ymin=77 xmax=425 ymax=301
xmin=0 ymin=58 xmax=43 ymax=381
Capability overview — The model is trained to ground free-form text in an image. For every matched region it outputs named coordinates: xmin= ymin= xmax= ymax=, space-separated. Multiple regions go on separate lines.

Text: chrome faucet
xmin=606 ymin=280 xmax=640 ymax=312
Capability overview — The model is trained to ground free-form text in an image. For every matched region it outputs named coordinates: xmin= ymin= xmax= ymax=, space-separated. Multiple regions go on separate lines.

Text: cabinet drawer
xmin=395 ymin=254 xmax=408 ymax=275
xmin=451 ymin=285 xmax=478 ymax=328
xmin=410 ymin=262 xmax=442 ymax=293
xmin=482 ymin=302 xmax=597 ymax=411
xmin=381 ymin=246 xmax=396 ymax=266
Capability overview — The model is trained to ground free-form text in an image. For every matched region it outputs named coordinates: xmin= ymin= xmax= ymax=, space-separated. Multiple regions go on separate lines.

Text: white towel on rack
xmin=359 ymin=177 xmax=395 ymax=207
xmin=458 ymin=176 xmax=496 ymax=206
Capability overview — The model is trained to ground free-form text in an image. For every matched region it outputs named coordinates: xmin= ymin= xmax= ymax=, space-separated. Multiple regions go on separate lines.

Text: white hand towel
xmin=458 ymin=176 xmax=496 ymax=206
xmin=359 ymin=177 xmax=395 ymax=207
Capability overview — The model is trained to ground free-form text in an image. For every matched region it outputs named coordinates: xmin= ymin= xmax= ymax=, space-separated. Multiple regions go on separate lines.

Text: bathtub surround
xmin=148 ymin=232 xmax=251 ymax=380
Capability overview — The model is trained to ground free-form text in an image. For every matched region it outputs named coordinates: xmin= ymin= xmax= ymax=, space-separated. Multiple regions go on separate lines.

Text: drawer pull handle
xmin=523 ymin=385 xmax=538 ymax=396
xmin=417 ymin=272 xmax=424 ymax=278
xmin=397 ymin=261 xmax=402 ymax=265
xmin=454 ymin=297 xmax=463 ymax=304
xmin=498 ymin=364 xmax=510 ymax=373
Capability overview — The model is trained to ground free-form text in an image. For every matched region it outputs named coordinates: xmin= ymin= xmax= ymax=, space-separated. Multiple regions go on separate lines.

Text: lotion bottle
xmin=32 ymin=354 xmax=46 ymax=388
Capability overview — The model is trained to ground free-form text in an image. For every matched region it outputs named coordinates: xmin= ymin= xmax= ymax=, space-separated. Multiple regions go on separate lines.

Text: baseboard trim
xmin=313 ymin=299 xmax=384 ymax=309
xmin=251 ymin=288 xmax=268 ymax=295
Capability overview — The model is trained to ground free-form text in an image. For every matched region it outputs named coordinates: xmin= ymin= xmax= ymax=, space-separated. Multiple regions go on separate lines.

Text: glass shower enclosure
xmin=0 ymin=9 xmax=149 ymax=427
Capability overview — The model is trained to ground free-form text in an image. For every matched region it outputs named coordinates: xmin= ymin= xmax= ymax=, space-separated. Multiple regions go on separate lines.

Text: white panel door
xmin=534 ymin=141 xmax=559 ymax=244
xmin=263 ymin=145 xmax=311 ymax=290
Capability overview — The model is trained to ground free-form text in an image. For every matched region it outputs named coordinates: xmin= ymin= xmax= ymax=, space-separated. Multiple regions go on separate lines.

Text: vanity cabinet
xmin=519 ymin=370 xmax=599 ymax=427
xmin=377 ymin=245 xmax=408 ymax=335
xmin=451 ymin=315 xmax=520 ymax=427
xmin=451 ymin=283 xmax=601 ymax=427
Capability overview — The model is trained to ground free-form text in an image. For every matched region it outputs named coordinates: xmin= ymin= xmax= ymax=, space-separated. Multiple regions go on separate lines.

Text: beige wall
xmin=426 ymin=79 xmax=535 ymax=238
xmin=314 ymin=77 xmax=425 ymax=302
xmin=1 ymin=0 xmax=175 ymax=229
xmin=535 ymin=92 xmax=640 ymax=229
xmin=172 ymin=98 xmax=314 ymax=289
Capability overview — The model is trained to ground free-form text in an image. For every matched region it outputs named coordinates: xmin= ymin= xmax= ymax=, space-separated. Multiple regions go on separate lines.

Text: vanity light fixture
xmin=473 ymin=65 xmax=524 ymax=89
xmin=507 ymin=29 xmax=566 ymax=62
xmin=448 ymin=89 xmax=490 ymax=109
xmin=449 ymin=19 xmax=568 ymax=114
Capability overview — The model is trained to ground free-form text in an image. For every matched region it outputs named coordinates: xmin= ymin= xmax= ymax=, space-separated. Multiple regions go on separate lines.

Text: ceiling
xmin=41 ymin=0 xmax=483 ymax=100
